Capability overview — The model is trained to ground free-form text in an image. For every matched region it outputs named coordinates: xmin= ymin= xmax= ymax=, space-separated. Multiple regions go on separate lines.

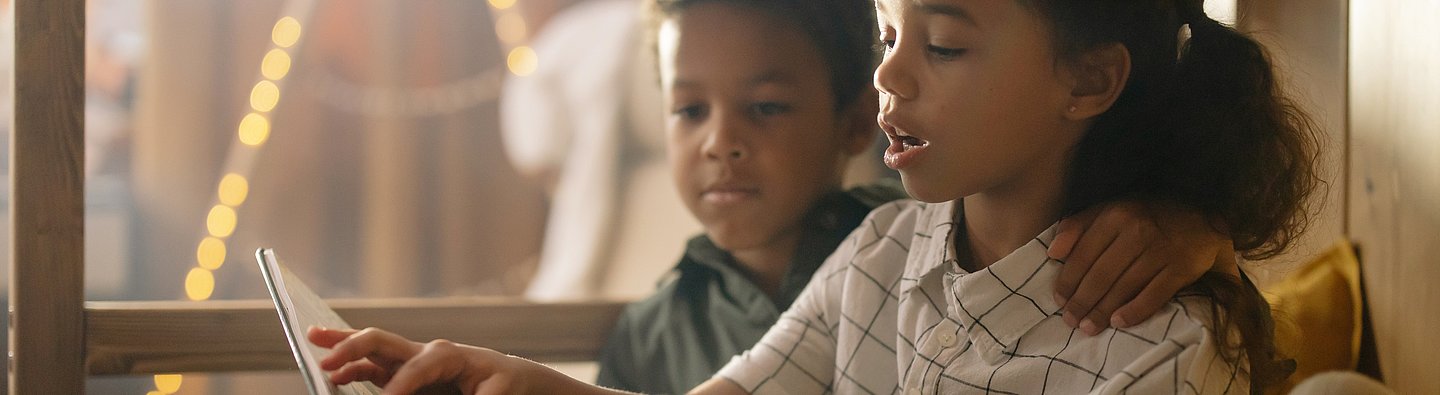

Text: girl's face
xmin=658 ymin=3 xmax=871 ymax=252
xmin=875 ymin=0 xmax=1084 ymax=203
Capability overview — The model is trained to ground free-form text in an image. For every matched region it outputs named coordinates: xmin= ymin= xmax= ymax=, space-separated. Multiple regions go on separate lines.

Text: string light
xmin=272 ymin=16 xmax=303 ymax=48
xmin=488 ymin=0 xmax=517 ymax=10
xmin=197 ymin=236 xmax=227 ymax=271
xmin=218 ymin=173 xmax=250 ymax=207
xmin=495 ymin=12 xmax=527 ymax=46
xmin=206 ymin=205 xmax=238 ymax=238
xmin=185 ymin=268 xmax=216 ymax=301
xmin=262 ymin=49 xmax=293 ymax=80
xmin=161 ymin=7 xmax=315 ymax=394
xmin=250 ymin=80 xmax=281 ymax=112
xmin=154 ymin=374 xmax=183 ymax=393
xmin=238 ymin=113 xmax=271 ymax=146
xmin=507 ymin=46 xmax=537 ymax=76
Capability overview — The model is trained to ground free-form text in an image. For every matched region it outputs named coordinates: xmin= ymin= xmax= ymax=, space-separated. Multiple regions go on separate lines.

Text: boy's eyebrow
xmin=914 ymin=0 xmax=979 ymax=27
xmin=748 ymin=70 xmax=798 ymax=87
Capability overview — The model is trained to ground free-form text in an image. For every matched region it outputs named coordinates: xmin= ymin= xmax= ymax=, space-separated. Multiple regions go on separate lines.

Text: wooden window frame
xmin=8 ymin=1 xmax=622 ymax=391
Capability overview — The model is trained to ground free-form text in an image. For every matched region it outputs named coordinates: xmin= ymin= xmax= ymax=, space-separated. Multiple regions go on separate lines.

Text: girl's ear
xmin=1065 ymin=43 xmax=1131 ymax=120
xmin=840 ymin=86 xmax=881 ymax=156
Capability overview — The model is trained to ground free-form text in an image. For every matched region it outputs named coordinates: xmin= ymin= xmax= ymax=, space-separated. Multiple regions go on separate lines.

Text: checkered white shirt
xmin=716 ymin=200 xmax=1248 ymax=394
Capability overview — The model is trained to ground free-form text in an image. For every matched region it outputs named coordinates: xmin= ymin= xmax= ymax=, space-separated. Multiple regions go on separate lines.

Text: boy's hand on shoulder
xmin=1046 ymin=201 xmax=1238 ymax=336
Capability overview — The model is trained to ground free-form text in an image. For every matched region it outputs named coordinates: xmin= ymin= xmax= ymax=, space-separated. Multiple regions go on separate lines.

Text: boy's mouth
xmin=702 ymin=184 xmax=760 ymax=205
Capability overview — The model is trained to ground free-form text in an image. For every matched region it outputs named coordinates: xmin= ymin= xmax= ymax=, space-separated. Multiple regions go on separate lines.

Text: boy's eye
xmin=927 ymin=45 xmax=967 ymax=60
xmin=750 ymin=102 xmax=791 ymax=117
xmin=673 ymin=104 xmax=707 ymax=120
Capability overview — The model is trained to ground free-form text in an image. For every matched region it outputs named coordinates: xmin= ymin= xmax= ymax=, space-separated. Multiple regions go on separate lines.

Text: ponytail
xmin=1033 ymin=0 xmax=1321 ymax=391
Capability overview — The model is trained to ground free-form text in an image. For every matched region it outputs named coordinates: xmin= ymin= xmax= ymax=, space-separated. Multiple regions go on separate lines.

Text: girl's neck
xmin=958 ymin=153 xmax=1069 ymax=270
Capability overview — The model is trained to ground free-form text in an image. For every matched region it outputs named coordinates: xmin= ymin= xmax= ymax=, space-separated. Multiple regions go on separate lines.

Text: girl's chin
xmin=900 ymin=175 xmax=965 ymax=203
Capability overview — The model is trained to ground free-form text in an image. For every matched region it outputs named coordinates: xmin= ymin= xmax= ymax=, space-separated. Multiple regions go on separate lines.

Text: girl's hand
xmin=307 ymin=326 xmax=594 ymax=395
xmin=1047 ymin=201 xmax=1238 ymax=335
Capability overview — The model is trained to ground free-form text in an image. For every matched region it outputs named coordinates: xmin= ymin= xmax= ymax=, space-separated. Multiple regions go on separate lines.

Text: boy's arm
xmin=1047 ymin=201 xmax=1238 ymax=335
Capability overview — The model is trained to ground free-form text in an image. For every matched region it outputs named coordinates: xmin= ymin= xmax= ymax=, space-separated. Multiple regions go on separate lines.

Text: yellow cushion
xmin=1264 ymin=239 xmax=1364 ymax=393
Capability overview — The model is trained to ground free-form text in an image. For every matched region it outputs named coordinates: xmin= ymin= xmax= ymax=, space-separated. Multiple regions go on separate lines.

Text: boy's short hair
xmin=645 ymin=0 xmax=878 ymax=110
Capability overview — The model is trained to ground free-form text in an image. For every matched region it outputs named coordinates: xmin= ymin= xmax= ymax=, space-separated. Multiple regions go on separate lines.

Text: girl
xmin=310 ymin=0 xmax=1316 ymax=393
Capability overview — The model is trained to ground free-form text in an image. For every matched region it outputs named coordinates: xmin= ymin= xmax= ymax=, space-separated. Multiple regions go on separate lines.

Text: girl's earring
xmin=1068 ymin=105 xmax=1078 ymax=113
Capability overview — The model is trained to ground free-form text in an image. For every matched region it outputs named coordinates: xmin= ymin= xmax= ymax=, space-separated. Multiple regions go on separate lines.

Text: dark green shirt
xmin=594 ymin=183 xmax=907 ymax=394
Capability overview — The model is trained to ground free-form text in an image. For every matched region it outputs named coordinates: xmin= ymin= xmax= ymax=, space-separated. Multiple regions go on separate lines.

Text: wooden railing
xmin=85 ymin=299 xmax=627 ymax=375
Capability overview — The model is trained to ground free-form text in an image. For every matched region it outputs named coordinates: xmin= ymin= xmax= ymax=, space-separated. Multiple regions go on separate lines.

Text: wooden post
xmin=9 ymin=0 xmax=86 ymax=392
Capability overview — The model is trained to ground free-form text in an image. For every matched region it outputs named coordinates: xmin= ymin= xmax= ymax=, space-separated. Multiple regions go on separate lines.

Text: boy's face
xmin=658 ymin=3 xmax=872 ymax=253
xmin=874 ymin=0 xmax=1083 ymax=203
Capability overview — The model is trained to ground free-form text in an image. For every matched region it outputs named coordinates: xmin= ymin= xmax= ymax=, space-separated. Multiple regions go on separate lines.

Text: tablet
xmin=257 ymin=248 xmax=383 ymax=395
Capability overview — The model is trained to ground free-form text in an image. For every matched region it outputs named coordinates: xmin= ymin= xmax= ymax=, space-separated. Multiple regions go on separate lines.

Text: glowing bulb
xmin=261 ymin=49 xmax=292 ymax=81
xmin=197 ymin=237 xmax=227 ymax=271
xmin=488 ymin=0 xmax=516 ymax=10
xmin=238 ymin=113 xmax=270 ymax=146
xmin=273 ymin=16 xmax=302 ymax=48
xmin=250 ymin=80 xmax=281 ymax=112
xmin=495 ymin=13 xmax=527 ymax=46
xmin=218 ymin=173 xmax=250 ymax=207
xmin=185 ymin=268 xmax=215 ymax=301
xmin=507 ymin=46 xmax=538 ymax=76
xmin=207 ymin=205 xmax=237 ymax=238
xmin=154 ymin=374 xmax=183 ymax=393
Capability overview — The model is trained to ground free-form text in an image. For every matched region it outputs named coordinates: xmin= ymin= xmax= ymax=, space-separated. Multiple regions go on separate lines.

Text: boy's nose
xmin=701 ymin=118 xmax=748 ymax=161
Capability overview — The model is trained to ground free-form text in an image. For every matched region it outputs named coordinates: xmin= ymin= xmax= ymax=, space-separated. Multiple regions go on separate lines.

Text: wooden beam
xmin=9 ymin=0 xmax=86 ymax=393
xmin=85 ymin=299 xmax=627 ymax=375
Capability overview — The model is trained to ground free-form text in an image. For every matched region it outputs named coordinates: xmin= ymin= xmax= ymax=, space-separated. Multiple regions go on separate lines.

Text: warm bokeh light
xmin=495 ymin=12 xmax=528 ymax=46
xmin=154 ymin=374 xmax=183 ymax=393
xmin=197 ymin=237 xmax=227 ymax=271
xmin=207 ymin=205 xmax=238 ymax=238
xmin=219 ymin=173 xmax=250 ymax=207
xmin=147 ymin=391 xmax=164 ymax=395
xmin=507 ymin=46 xmax=538 ymax=76
xmin=250 ymin=80 xmax=281 ymax=112
xmin=185 ymin=268 xmax=215 ymax=301
xmin=488 ymin=0 xmax=517 ymax=10
xmin=272 ymin=16 xmax=302 ymax=48
xmin=261 ymin=49 xmax=293 ymax=81
xmin=238 ymin=113 xmax=271 ymax=146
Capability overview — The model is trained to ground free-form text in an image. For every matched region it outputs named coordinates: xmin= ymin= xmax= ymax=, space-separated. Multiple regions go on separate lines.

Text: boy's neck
xmin=730 ymin=235 xmax=801 ymax=301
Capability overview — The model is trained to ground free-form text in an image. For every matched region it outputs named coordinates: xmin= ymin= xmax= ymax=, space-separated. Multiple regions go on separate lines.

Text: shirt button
xmin=937 ymin=332 xmax=958 ymax=348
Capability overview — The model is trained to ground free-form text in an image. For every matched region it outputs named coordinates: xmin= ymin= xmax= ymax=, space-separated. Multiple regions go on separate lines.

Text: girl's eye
xmin=673 ymin=104 xmax=707 ymax=120
xmin=927 ymin=45 xmax=967 ymax=60
xmin=877 ymin=39 xmax=897 ymax=54
xmin=751 ymin=102 xmax=791 ymax=117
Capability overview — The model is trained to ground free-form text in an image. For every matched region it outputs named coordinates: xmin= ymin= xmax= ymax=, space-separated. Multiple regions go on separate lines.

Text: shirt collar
xmin=901 ymin=200 xmax=1066 ymax=358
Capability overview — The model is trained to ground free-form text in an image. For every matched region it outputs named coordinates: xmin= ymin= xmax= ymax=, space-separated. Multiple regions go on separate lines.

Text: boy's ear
xmin=840 ymin=86 xmax=881 ymax=156
xmin=1065 ymin=43 xmax=1131 ymax=120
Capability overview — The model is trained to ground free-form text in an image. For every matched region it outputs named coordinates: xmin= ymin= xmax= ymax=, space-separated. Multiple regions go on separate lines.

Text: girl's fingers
xmin=331 ymin=359 xmax=394 ymax=387
xmin=322 ymin=328 xmax=422 ymax=371
xmin=308 ymin=326 xmax=359 ymax=349
xmin=381 ymin=340 xmax=481 ymax=395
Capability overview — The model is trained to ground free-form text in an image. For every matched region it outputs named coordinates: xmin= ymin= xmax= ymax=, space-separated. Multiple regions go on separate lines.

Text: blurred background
xmin=8 ymin=0 xmax=1440 ymax=394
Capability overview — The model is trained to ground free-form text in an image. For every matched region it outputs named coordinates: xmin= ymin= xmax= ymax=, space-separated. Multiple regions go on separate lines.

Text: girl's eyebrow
xmin=914 ymin=0 xmax=980 ymax=28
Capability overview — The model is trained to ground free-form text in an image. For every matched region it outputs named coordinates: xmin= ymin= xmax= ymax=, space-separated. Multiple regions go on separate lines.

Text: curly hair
xmin=1032 ymin=0 xmax=1321 ymax=391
